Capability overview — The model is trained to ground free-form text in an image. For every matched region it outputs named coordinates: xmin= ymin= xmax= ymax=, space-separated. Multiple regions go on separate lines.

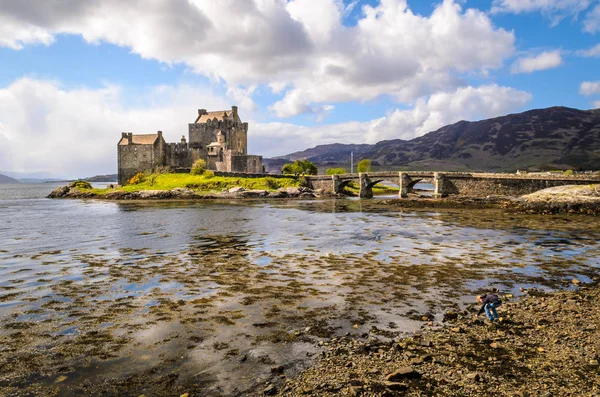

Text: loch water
xmin=1 ymin=183 xmax=600 ymax=396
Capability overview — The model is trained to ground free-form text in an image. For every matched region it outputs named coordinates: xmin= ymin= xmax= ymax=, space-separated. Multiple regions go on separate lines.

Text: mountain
xmin=264 ymin=143 xmax=374 ymax=173
xmin=0 ymin=174 xmax=20 ymax=184
xmin=275 ymin=143 xmax=374 ymax=163
xmin=267 ymin=106 xmax=600 ymax=172
xmin=85 ymin=174 xmax=118 ymax=182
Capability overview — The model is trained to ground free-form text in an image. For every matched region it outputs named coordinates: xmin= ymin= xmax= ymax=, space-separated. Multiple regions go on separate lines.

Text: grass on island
xmin=343 ymin=181 xmax=400 ymax=196
xmin=89 ymin=172 xmax=301 ymax=195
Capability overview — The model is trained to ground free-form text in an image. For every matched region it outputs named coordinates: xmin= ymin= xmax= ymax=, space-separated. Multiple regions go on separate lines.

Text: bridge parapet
xmin=304 ymin=172 xmax=600 ymax=199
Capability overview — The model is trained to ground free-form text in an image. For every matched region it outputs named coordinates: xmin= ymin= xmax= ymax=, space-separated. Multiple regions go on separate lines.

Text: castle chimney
xmin=198 ymin=109 xmax=207 ymax=116
xmin=181 ymin=135 xmax=186 ymax=144
xmin=157 ymin=130 xmax=162 ymax=139
xmin=127 ymin=132 xmax=133 ymax=144
xmin=231 ymin=106 xmax=238 ymax=119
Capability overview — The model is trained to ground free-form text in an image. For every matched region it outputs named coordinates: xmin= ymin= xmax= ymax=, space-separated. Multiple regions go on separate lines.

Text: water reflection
xmin=1 ymin=196 xmax=600 ymax=395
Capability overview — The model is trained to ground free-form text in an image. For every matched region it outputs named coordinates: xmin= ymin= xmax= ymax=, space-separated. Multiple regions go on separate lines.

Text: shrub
xmin=357 ymin=159 xmax=372 ymax=173
xmin=147 ymin=174 xmax=158 ymax=186
xmin=298 ymin=176 xmax=309 ymax=187
xmin=265 ymin=177 xmax=280 ymax=189
xmin=191 ymin=159 xmax=207 ymax=175
xmin=69 ymin=180 xmax=92 ymax=189
xmin=204 ymin=170 xmax=215 ymax=178
xmin=326 ymin=168 xmax=346 ymax=175
xmin=563 ymin=169 xmax=574 ymax=176
xmin=127 ymin=172 xmax=145 ymax=185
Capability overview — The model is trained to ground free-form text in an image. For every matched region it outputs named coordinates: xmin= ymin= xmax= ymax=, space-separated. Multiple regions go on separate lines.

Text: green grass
xmin=344 ymin=182 xmax=400 ymax=195
xmin=90 ymin=173 xmax=300 ymax=195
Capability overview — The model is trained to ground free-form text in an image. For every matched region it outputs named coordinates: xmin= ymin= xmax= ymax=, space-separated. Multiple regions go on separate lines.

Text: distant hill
xmin=266 ymin=106 xmax=600 ymax=172
xmin=264 ymin=143 xmax=374 ymax=173
xmin=0 ymin=174 xmax=20 ymax=184
xmin=85 ymin=174 xmax=117 ymax=182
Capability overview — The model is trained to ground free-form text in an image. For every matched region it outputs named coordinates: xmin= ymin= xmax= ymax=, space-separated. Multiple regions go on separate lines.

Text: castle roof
xmin=118 ymin=133 xmax=160 ymax=145
xmin=195 ymin=109 xmax=241 ymax=124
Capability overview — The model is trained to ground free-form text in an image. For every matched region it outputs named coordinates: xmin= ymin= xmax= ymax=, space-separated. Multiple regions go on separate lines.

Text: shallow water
xmin=1 ymin=184 xmax=600 ymax=395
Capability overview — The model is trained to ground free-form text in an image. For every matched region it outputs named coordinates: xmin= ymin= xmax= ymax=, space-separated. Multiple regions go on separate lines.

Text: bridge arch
xmin=337 ymin=179 xmax=357 ymax=195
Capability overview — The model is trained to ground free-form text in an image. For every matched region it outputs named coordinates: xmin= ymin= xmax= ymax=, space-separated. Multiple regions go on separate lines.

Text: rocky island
xmin=48 ymin=177 xmax=600 ymax=216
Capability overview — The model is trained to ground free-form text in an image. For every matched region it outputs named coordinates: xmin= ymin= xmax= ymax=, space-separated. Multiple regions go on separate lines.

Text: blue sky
xmin=0 ymin=0 xmax=599 ymax=178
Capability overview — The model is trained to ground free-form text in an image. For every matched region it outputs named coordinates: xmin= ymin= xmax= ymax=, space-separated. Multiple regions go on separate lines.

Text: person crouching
xmin=475 ymin=293 xmax=502 ymax=321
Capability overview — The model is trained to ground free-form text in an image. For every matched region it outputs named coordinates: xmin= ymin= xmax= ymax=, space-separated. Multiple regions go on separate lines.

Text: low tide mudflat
xmin=1 ymin=188 xmax=600 ymax=396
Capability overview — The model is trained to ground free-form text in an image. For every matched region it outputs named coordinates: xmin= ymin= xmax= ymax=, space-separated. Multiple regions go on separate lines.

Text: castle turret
xmin=181 ymin=135 xmax=187 ymax=144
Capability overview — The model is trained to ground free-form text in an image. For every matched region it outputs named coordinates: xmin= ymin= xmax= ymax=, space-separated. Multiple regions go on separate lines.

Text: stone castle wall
xmin=118 ymin=141 xmax=162 ymax=185
xmin=118 ymin=108 xmax=262 ymax=184
xmin=231 ymin=155 xmax=262 ymax=173
xmin=166 ymin=143 xmax=199 ymax=169
xmin=188 ymin=119 xmax=249 ymax=154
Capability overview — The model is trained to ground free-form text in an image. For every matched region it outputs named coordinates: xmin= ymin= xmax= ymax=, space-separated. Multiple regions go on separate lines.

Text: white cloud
xmin=491 ymin=0 xmax=593 ymax=23
xmin=511 ymin=50 xmax=563 ymax=74
xmin=0 ymin=78 xmax=531 ymax=174
xmin=584 ymin=4 xmax=600 ymax=33
xmin=0 ymin=0 xmax=515 ymax=118
xmin=576 ymin=43 xmax=600 ymax=57
xmin=226 ymin=86 xmax=258 ymax=113
xmin=593 ymin=100 xmax=600 ymax=108
xmin=491 ymin=0 xmax=592 ymax=14
xmin=492 ymin=0 xmax=600 ymax=31
xmin=580 ymin=81 xmax=600 ymax=95
xmin=254 ymin=84 xmax=532 ymax=156
xmin=0 ymin=78 xmax=230 ymax=178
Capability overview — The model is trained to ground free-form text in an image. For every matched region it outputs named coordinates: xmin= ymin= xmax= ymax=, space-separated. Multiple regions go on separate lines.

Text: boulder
xmin=238 ymin=190 xmax=270 ymax=198
xmin=385 ymin=366 xmax=420 ymax=382
xmin=138 ymin=190 xmax=173 ymax=199
xmin=285 ymin=187 xmax=302 ymax=197
xmin=104 ymin=190 xmax=131 ymax=200
xmin=171 ymin=188 xmax=195 ymax=198
xmin=48 ymin=186 xmax=70 ymax=198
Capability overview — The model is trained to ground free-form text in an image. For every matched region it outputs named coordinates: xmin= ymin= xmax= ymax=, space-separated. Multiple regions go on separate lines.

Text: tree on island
xmin=282 ymin=159 xmax=318 ymax=175
xmin=357 ymin=159 xmax=372 ymax=173
xmin=326 ymin=168 xmax=346 ymax=175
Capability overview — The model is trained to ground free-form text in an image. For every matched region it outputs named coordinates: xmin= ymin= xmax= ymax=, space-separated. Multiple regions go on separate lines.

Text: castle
xmin=117 ymin=106 xmax=263 ymax=185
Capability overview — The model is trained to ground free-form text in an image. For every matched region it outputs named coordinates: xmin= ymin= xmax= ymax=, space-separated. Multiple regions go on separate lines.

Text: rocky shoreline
xmin=270 ymin=281 xmax=600 ymax=396
xmin=48 ymin=183 xmax=334 ymax=200
xmin=48 ymin=182 xmax=600 ymax=215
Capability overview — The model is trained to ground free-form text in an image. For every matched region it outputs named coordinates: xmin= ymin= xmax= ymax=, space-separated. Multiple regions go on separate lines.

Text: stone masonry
xmin=306 ymin=172 xmax=600 ymax=198
xmin=118 ymin=106 xmax=263 ymax=185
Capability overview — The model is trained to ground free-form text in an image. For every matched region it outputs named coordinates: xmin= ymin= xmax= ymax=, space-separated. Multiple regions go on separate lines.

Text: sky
xmin=0 ymin=0 xmax=599 ymax=178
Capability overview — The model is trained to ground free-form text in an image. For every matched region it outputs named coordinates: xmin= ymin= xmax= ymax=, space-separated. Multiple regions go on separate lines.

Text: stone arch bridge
xmin=305 ymin=172 xmax=600 ymax=199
